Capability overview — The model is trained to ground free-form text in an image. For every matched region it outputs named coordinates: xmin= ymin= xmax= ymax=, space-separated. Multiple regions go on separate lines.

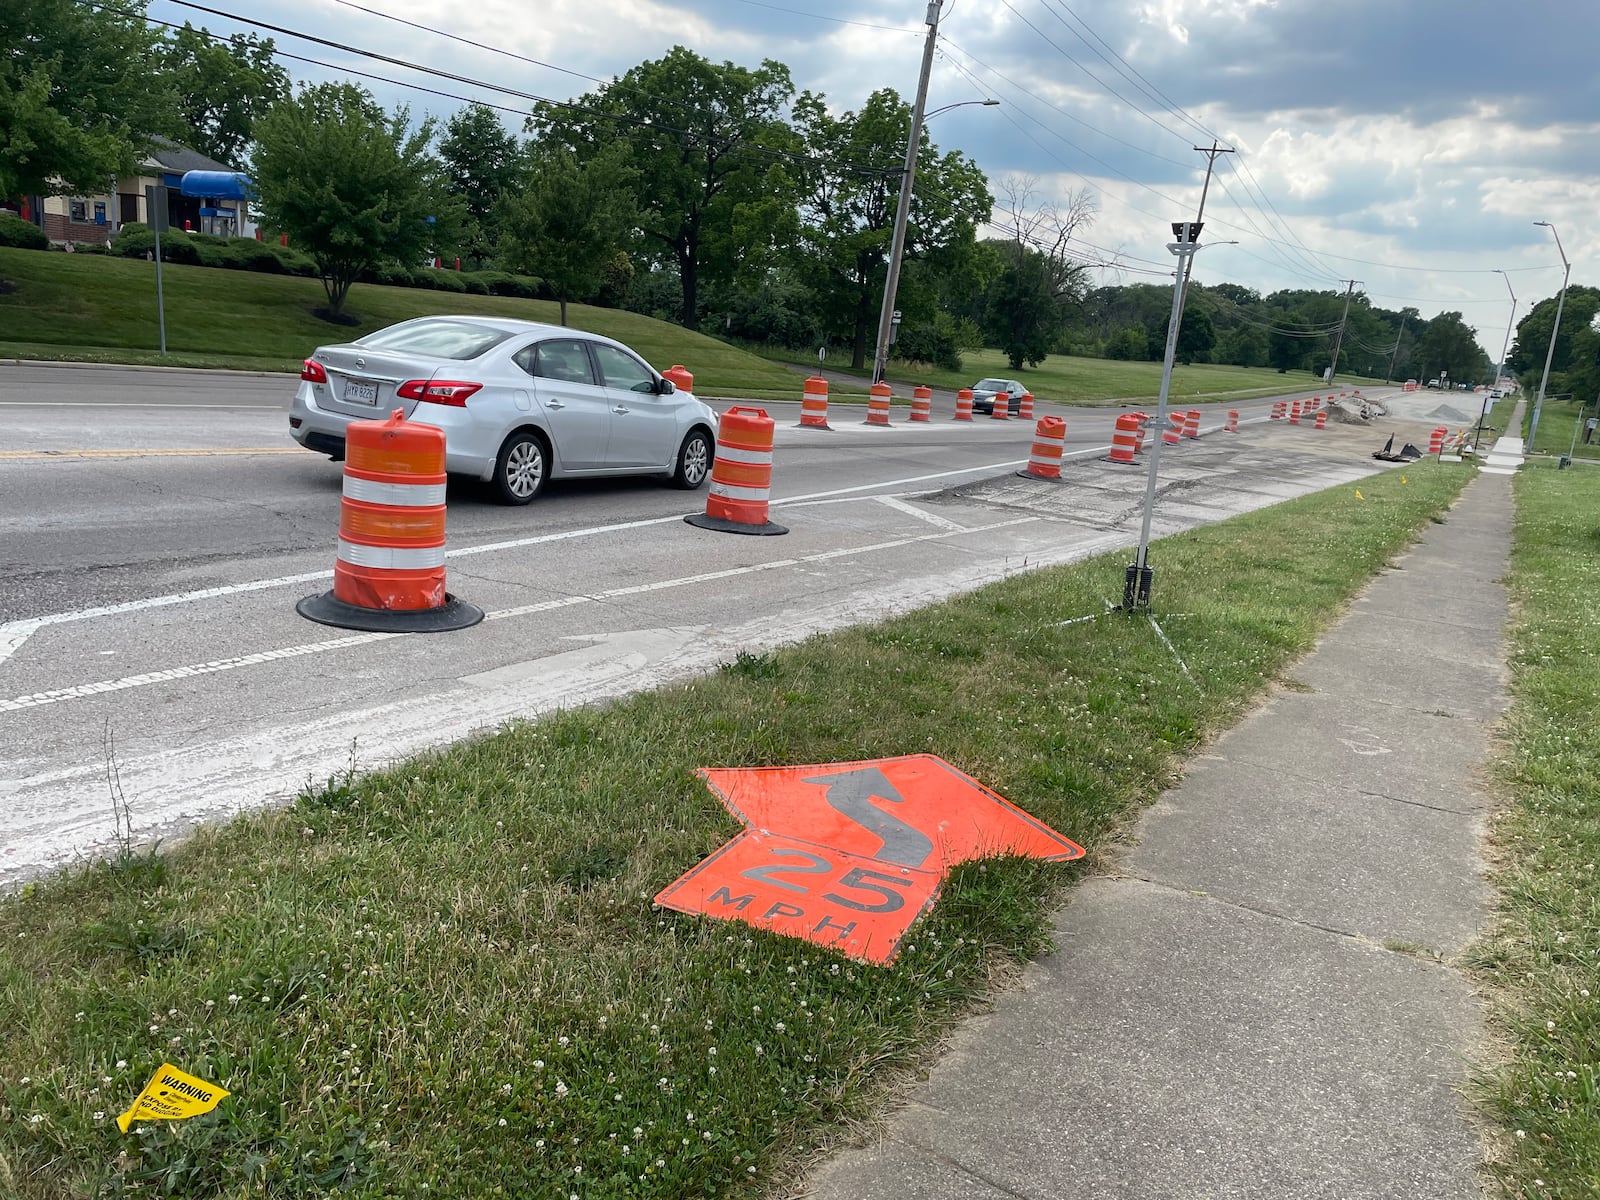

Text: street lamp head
xmin=980 ymin=99 xmax=1000 ymax=106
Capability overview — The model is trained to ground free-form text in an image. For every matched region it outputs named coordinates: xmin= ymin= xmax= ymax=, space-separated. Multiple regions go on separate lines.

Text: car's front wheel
xmin=671 ymin=428 xmax=713 ymax=489
xmin=493 ymin=429 xmax=548 ymax=505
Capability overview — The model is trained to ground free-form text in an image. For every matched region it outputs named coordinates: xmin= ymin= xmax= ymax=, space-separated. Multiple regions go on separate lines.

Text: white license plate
xmin=343 ymin=379 xmax=379 ymax=405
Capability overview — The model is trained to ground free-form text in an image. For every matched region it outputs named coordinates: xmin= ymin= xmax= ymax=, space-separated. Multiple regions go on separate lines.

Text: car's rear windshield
xmin=355 ymin=320 xmax=514 ymax=361
xmin=976 ymin=378 xmax=1009 ymax=390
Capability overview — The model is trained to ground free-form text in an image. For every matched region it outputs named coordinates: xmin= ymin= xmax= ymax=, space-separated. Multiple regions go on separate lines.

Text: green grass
xmin=1522 ymin=396 xmax=1600 ymax=463
xmin=0 ymin=249 xmax=800 ymax=399
xmin=0 ymin=465 xmax=1471 ymax=1199
xmin=1472 ymin=461 xmax=1600 ymax=1198
xmin=769 ymin=343 xmax=1390 ymax=406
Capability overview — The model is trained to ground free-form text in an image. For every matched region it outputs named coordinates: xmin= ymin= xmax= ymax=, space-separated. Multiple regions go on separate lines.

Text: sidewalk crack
xmin=892 ymin=1135 xmax=1044 ymax=1200
xmin=1109 ymin=871 xmax=1364 ymax=942
xmin=1356 ymin=788 xmax=1478 ymax=816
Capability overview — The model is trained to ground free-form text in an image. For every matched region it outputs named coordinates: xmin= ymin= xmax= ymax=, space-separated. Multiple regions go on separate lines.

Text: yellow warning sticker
xmin=116 ymin=1063 xmax=229 ymax=1133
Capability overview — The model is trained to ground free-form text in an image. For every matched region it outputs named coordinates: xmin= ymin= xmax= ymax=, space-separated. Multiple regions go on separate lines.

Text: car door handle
xmin=611 ymin=405 xmax=630 ymax=414
xmin=546 ymin=399 xmax=566 ymax=410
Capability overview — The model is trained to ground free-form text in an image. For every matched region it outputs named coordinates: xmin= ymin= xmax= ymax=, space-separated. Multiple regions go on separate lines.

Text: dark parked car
xmin=970 ymin=377 xmax=1025 ymax=415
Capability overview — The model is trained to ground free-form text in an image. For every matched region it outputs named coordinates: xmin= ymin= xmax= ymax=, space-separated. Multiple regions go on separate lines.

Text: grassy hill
xmin=0 ymin=248 xmax=799 ymax=399
xmin=0 ymin=248 xmax=1388 ymax=404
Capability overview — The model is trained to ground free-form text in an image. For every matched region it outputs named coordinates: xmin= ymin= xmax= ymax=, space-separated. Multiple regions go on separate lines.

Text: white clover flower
xmin=116 ymin=1060 xmax=127 ymax=1069
xmin=497 ymin=1118 xmax=507 ymax=1127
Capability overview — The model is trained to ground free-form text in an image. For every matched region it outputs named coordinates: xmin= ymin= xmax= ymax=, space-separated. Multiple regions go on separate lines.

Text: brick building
xmin=22 ymin=137 xmax=250 ymax=247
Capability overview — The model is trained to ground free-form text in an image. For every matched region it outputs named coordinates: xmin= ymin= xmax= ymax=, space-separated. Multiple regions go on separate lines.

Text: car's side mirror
xmin=657 ymin=378 xmax=676 ymax=395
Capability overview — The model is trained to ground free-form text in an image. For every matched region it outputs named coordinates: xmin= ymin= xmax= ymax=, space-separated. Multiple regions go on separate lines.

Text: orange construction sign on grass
xmin=655 ymin=754 xmax=1084 ymax=964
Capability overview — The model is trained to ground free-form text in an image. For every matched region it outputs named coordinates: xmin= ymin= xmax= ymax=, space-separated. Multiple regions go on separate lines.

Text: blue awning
xmin=179 ymin=171 xmax=254 ymax=201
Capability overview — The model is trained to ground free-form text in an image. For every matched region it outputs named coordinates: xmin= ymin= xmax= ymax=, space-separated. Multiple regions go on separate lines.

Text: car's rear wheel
xmin=493 ymin=429 xmax=548 ymax=505
xmin=671 ymin=427 xmax=713 ymax=490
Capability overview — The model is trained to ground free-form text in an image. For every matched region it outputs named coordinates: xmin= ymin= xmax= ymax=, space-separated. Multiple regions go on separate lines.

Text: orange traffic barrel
xmin=799 ymin=376 xmax=830 ymax=429
xmin=686 ymin=406 xmax=787 ymax=536
xmin=1162 ymin=412 xmax=1183 ymax=445
xmin=910 ymin=385 xmax=932 ymax=422
xmin=1108 ymin=413 xmax=1141 ymax=463
xmin=867 ymin=382 xmax=892 ymax=426
xmin=1018 ymin=391 xmax=1035 ymax=420
xmin=663 ymin=364 xmax=694 ymax=393
xmin=1130 ymin=411 xmax=1150 ymax=451
xmin=1225 ymin=409 xmax=1239 ymax=432
xmin=1184 ymin=409 xmax=1200 ymax=438
xmin=1270 ymin=401 xmax=1286 ymax=420
xmin=990 ymin=390 xmax=1009 ymax=420
xmin=1315 ymin=410 xmax=1329 ymax=430
xmin=1429 ymin=426 xmax=1447 ymax=454
xmin=1289 ymin=399 xmax=1302 ymax=425
xmin=1020 ymin=416 xmax=1066 ymax=479
xmin=954 ymin=388 xmax=974 ymax=421
xmin=297 ymin=409 xmax=482 ymax=632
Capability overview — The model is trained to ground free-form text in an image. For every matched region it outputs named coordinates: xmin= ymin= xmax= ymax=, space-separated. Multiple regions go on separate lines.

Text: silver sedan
xmin=289 ymin=315 xmax=718 ymax=504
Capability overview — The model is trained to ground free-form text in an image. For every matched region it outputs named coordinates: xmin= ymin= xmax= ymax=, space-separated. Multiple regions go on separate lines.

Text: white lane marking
xmin=0 ymin=518 xmax=1037 ymax=712
xmin=1 ymin=632 xmax=397 ymax=712
xmin=874 ymin=494 xmax=971 ymax=532
xmin=773 ymin=459 xmax=1029 ymax=504
xmin=0 ymin=459 xmax=1039 ymax=667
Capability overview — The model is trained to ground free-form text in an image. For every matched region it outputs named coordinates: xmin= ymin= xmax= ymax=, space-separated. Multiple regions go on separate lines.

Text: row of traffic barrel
xmin=801 ymin=377 xmax=1037 ymax=428
xmin=1106 ymin=408 xmax=1240 ymax=464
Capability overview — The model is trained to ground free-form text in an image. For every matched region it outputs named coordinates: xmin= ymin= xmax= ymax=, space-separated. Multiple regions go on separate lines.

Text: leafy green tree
xmin=498 ymin=142 xmax=633 ymax=325
xmin=252 ymin=84 xmax=451 ymax=316
xmin=1508 ymin=286 xmax=1600 ymax=378
xmin=1175 ymin=307 xmax=1216 ymax=365
xmin=0 ymin=0 xmax=170 ymax=199
xmin=789 ymin=87 xmax=990 ymax=369
xmin=1267 ymin=314 xmax=1313 ymax=373
xmin=985 ymin=250 xmax=1058 ymax=369
xmin=1413 ymin=311 xmax=1491 ymax=385
xmin=534 ymin=47 xmax=794 ymax=331
xmin=439 ymin=103 xmax=521 ymax=268
xmin=157 ymin=23 xmax=289 ymax=166
xmin=1217 ymin=324 xmax=1267 ymax=367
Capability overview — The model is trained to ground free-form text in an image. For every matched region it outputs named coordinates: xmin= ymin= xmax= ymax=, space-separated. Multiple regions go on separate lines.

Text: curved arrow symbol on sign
xmin=801 ymin=766 xmax=935 ymax=869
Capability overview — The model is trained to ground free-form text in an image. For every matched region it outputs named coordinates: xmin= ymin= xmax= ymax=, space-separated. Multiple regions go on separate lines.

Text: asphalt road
xmin=0 ymin=362 xmax=1406 ymax=885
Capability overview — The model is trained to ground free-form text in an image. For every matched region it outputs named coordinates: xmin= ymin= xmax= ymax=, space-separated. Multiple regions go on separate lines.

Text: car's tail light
xmin=300 ymin=358 xmax=328 ymax=383
xmin=397 ymin=380 xmax=483 ymax=407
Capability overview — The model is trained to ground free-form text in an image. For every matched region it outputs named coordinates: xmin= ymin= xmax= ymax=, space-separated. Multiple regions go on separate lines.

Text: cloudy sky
xmin=147 ymin=0 xmax=1597 ymax=357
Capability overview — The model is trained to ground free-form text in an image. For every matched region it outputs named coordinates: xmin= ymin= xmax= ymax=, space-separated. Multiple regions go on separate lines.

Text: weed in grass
xmin=0 ymin=465 xmax=1471 ymax=1198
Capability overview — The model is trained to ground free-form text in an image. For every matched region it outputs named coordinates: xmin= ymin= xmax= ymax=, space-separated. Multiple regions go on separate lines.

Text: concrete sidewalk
xmin=805 ymin=469 xmax=1512 ymax=1199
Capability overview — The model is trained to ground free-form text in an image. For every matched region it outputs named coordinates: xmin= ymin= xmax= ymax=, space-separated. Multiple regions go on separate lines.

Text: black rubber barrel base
xmin=296 ymin=590 xmax=485 ymax=632
xmin=684 ymin=513 xmax=788 ymax=536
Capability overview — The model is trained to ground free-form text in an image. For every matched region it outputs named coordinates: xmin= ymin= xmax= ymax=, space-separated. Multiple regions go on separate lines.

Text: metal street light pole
xmin=1528 ymin=221 xmax=1570 ymax=453
xmin=1477 ymin=269 xmax=1517 ymax=454
xmin=1123 ymin=225 xmax=1235 ymax=609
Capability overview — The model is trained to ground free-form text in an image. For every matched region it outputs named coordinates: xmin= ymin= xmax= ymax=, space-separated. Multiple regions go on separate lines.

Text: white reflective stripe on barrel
xmin=343 ymin=476 xmax=449 ymax=506
xmin=336 ymin=539 xmax=447 ymax=570
xmin=709 ymin=481 xmax=770 ymax=501
xmin=714 ymin=445 xmax=773 ymax=465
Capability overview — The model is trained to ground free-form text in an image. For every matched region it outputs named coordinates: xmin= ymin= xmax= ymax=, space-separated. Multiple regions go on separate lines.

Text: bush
xmin=489 ymin=273 xmax=543 ymax=300
xmin=0 ymin=212 xmax=50 ymax=250
xmin=370 ymin=263 xmax=416 ymax=288
xmin=109 ymin=226 xmax=201 ymax=264
xmin=461 ymin=274 xmax=490 ymax=296
xmin=413 ymin=268 xmax=467 ymax=294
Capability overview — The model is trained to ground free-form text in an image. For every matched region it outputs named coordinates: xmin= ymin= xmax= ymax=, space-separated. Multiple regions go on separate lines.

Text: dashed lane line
xmin=0 ymin=517 xmax=1037 ymax=713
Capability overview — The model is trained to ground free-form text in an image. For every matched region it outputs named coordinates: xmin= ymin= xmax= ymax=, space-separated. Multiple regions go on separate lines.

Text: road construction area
xmin=1 ymin=364 xmax=1450 ymax=885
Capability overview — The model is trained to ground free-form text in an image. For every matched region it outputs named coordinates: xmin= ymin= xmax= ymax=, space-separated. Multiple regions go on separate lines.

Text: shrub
xmin=461 ymin=273 xmax=490 ymax=296
xmin=489 ymin=274 xmax=544 ymax=300
xmin=413 ymin=268 xmax=467 ymax=294
xmin=371 ymin=263 xmax=415 ymax=288
xmin=109 ymin=227 xmax=201 ymax=264
xmin=0 ymin=212 xmax=50 ymax=250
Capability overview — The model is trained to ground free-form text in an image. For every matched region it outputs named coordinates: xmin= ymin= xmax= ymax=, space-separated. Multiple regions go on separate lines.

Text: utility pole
xmin=1327 ymin=279 xmax=1359 ymax=383
xmin=871 ymin=0 xmax=943 ymax=385
xmin=1173 ymin=142 xmax=1233 ymax=331
xmin=1385 ymin=313 xmax=1406 ymax=383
